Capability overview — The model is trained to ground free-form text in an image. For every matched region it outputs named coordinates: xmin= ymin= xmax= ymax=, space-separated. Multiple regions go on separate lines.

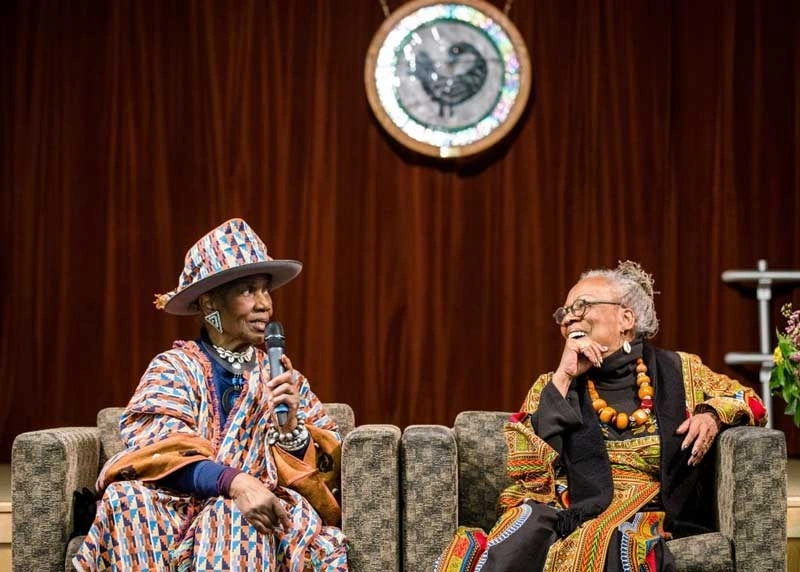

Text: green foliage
xmin=769 ymin=331 xmax=800 ymax=427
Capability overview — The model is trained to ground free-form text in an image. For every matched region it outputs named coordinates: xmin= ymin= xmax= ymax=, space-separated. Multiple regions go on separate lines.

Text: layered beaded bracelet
xmin=267 ymin=412 xmax=310 ymax=452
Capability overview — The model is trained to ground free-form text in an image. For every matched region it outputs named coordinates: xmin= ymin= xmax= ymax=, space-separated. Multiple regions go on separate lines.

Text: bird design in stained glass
xmin=411 ymin=42 xmax=488 ymax=118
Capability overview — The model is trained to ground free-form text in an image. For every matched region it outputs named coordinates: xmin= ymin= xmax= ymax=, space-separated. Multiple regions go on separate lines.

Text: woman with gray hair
xmin=437 ymin=261 xmax=767 ymax=572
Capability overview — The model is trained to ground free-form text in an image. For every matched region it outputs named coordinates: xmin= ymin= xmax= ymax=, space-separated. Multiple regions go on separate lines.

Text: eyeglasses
xmin=552 ymin=299 xmax=623 ymax=324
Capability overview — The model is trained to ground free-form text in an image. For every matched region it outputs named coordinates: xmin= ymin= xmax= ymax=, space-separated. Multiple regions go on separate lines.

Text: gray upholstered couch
xmin=401 ymin=411 xmax=788 ymax=572
xmin=11 ymin=404 xmax=402 ymax=572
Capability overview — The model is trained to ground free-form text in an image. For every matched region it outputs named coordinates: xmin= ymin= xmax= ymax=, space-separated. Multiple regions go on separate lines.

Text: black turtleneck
xmin=533 ymin=338 xmax=649 ymax=446
xmin=590 ymin=338 xmax=644 ymax=440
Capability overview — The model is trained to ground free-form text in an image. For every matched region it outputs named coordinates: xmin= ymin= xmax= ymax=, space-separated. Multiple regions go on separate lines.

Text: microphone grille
xmin=265 ymin=321 xmax=285 ymax=348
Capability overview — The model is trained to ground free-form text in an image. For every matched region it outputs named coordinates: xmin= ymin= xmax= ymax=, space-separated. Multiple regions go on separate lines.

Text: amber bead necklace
xmin=587 ymin=358 xmax=654 ymax=430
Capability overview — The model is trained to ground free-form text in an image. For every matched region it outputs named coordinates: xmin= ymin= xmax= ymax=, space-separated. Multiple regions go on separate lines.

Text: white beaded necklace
xmin=212 ymin=344 xmax=254 ymax=371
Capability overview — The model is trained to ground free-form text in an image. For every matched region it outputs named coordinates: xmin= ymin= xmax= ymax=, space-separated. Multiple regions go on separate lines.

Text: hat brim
xmin=163 ymin=260 xmax=303 ymax=316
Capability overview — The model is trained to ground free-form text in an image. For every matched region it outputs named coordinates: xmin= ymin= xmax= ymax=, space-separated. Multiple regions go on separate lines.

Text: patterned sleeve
xmin=119 ymin=350 xmax=208 ymax=448
xmin=521 ymin=373 xmax=553 ymax=413
xmin=679 ymin=352 xmax=768 ymax=427
xmin=96 ymin=349 xmax=215 ymax=490
xmin=497 ymin=374 xmax=561 ymax=511
xmin=295 ymin=372 xmax=342 ymax=444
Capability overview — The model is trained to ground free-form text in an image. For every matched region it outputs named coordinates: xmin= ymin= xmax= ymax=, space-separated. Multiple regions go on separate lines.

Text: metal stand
xmin=721 ymin=259 xmax=800 ymax=428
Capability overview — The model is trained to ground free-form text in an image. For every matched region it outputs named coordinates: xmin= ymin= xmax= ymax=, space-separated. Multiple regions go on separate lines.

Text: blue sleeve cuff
xmin=158 ymin=460 xmax=227 ymax=497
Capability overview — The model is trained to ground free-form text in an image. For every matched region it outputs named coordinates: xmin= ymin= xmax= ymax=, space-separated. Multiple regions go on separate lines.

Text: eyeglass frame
xmin=552 ymin=299 xmax=624 ymax=324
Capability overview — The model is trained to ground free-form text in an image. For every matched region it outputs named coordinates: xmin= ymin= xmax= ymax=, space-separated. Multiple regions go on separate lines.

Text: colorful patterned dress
xmin=74 ymin=340 xmax=348 ymax=571
xmin=436 ymin=340 xmax=766 ymax=572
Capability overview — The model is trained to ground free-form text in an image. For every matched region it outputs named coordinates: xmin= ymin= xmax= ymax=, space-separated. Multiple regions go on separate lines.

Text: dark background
xmin=1 ymin=0 xmax=799 ymax=462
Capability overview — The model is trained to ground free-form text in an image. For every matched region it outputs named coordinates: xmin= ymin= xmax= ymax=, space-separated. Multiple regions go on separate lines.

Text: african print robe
xmin=74 ymin=340 xmax=347 ymax=571
xmin=436 ymin=348 xmax=766 ymax=572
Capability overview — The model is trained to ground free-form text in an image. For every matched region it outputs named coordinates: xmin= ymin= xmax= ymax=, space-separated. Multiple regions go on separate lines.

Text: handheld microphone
xmin=265 ymin=321 xmax=290 ymax=426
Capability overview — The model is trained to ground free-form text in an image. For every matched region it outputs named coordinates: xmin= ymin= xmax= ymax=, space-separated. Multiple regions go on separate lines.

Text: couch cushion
xmin=324 ymin=402 xmax=355 ymax=437
xmin=97 ymin=407 xmax=126 ymax=463
xmin=666 ymin=532 xmax=734 ymax=571
xmin=454 ymin=411 xmax=513 ymax=531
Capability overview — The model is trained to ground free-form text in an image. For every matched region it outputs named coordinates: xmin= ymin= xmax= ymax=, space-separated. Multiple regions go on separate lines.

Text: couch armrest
xmin=12 ymin=427 xmax=100 ymax=572
xmin=715 ymin=426 xmax=786 ymax=572
xmin=341 ymin=424 xmax=401 ymax=572
xmin=401 ymin=425 xmax=458 ymax=572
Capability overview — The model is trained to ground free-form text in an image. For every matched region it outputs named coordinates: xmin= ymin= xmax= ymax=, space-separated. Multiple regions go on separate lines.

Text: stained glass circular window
xmin=365 ymin=0 xmax=532 ymax=158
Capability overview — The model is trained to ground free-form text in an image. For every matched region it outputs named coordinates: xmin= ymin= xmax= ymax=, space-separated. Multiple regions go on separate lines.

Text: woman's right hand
xmin=552 ymin=338 xmax=608 ymax=396
xmin=228 ymin=472 xmax=291 ymax=533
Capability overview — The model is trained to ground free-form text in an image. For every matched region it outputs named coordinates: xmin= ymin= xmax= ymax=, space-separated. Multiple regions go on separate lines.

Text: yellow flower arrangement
xmin=773 ymin=346 xmax=784 ymax=367
xmin=770 ymin=303 xmax=800 ymax=427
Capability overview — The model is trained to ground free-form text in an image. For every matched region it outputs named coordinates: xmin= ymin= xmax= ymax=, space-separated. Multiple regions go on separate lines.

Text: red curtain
xmin=1 ymin=0 xmax=799 ymax=461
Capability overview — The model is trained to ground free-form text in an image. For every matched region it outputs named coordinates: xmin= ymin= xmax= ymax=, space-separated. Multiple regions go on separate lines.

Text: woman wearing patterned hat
xmin=437 ymin=261 xmax=767 ymax=572
xmin=74 ymin=218 xmax=347 ymax=571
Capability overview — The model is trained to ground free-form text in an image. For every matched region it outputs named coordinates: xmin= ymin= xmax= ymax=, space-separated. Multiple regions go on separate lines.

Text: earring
xmin=204 ymin=310 xmax=223 ymax=334
xmin=622 ymin=340 xmax=632 ymax=354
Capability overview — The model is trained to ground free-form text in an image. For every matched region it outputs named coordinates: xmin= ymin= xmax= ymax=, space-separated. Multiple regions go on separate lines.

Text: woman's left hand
xmin=676 ymin=412 xmax=721 ymax=466
xmin=266 ymin=354 xmax=302 ymax=430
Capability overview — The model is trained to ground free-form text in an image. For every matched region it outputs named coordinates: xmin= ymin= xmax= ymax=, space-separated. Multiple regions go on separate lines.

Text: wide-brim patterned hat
xmin=154 ymin=218 xmax=302 ymax=316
